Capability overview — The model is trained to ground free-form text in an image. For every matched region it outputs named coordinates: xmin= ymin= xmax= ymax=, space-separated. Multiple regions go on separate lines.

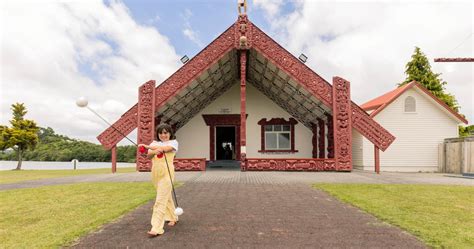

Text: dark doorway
xmin=215 ymin=126 xmax=236 ymax=160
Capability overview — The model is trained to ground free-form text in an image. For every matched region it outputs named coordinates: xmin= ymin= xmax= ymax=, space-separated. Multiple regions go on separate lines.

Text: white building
xmin=353 ymin=81 xmax=468 ymax=172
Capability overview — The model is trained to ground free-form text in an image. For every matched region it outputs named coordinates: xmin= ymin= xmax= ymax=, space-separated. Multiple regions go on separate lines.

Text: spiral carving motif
xmin=246 ymin=158 xmax=335 ymax=171
xmin=137 ymin=80 xmax=156 ymax=172
xmin=332 ymin=77 xmax=352 ymax=171
xmin=174 ymin=158 xmax=206 ymax=171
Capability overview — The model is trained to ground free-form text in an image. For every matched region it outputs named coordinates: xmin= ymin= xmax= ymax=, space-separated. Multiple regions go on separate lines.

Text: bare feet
xmin=168 ymin=221 xmax=178 ymax=227
xmin=147 ymin=231 xmax=161 ymax=237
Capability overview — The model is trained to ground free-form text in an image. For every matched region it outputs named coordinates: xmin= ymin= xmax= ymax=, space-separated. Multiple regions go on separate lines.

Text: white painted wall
xmin=175 ymin=81 xmax=240 ymax=159
xmin=246 ymin=83 xmax=313 ymax=158
xmin=176 ymin=81 xmax=313 ymax=159
xmin=351 ymin=129 xmax=363 ymax=169
xmin=359 ymin=87 xmax=461 ymax=172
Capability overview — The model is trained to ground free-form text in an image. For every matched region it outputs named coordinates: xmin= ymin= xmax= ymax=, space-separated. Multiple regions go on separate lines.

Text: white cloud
xmin=181 ymin=8 xmax=203 ymax=47
xmin=0 ymin=0 xmax=180 ymax=144
xmin=253 ymin=0 xmax=284 ymax=18
xmin=147 ymin=14 xmax=160 ymax=24
xmin=265 ymin=0 xmax=473 ymax=124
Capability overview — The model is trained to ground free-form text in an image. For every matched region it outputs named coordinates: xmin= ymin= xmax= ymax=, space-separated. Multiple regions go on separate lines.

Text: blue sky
xmin=121 ymin=0 xmax=273 ymax=58
xmin=1 ymin=0 xmax=472 ymax=143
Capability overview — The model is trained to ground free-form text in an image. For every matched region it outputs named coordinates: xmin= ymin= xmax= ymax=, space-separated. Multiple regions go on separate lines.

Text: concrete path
xmin=1 ymin=169 xmax=472 ymax=191
xmin=70 ymin=180 xmax=426 ymax=248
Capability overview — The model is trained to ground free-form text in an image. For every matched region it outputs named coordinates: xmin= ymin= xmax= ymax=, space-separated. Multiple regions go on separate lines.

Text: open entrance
xmin=215 ymin=126 xmax=236 ymax=160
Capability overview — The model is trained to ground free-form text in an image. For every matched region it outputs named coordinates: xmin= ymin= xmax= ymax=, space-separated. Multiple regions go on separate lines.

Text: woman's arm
xmin=138 ymin=144 xmax=174 ymax=152
xmin=138 ymin=144 xmax=175 ymax=159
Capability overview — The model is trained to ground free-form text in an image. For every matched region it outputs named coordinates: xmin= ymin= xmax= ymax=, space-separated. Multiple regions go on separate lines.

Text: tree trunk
xmin=15 ymin=149 xmax=23 ymax=170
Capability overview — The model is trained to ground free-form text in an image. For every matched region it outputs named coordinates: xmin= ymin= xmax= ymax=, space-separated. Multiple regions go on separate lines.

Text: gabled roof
xmin=361 ymin=81 xmax=468 ymax=124
xmin=361 ymin=83 xmax=412 ymax=111
xmin=97 ymin=14 xmax=396 ymax=151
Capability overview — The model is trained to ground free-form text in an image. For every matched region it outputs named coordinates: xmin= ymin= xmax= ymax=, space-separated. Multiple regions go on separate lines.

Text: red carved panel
xmin=434 ymin=58 xmax=474 ymax=62
xmin=332 ymin=77 xmax=352 ymax=171
xmin=202 ymin=114 xmax=242 ymax=126
xmin=174 ymin=158 xmax=206 ymax=171
xmin=136 ymin=80 xmax=156 ymax=172
xmin=241 ymin=153 xmax=247 ymax=171
xmin=326 ymin=114 xmax=334 ymax=158
xmin=240 ymin=51 xmax=247 ymax=171
xmin=257 ymin=118 xmax=298 ymax=153
xmin=235 ymin=14 xmax=252 ymax=49
xmin=257 ymin=118 xmax=298 ymax=125
xmin=352 ymin=107 xmax=395 ymax=151
xmin=246 ymin=158 xmax=336 ymax=171
xmin=318 ymin=118 xmax=325 ymax=158
xmin=97 ymin=104 xmax=138 ymax=150
xmin=250 ymin=23 xmax=395 ymax=151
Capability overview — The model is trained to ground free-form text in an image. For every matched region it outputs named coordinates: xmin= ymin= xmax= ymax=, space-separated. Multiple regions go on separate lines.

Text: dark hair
xmin=156 ymin=123 xmax=176 ymax=141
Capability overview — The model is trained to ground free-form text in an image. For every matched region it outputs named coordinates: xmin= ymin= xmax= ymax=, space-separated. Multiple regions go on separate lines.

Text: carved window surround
xmin=257 ymin=118 xmax=298 ymax=153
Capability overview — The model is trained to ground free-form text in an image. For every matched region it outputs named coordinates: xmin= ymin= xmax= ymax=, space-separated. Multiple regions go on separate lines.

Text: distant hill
xmin=0 ymin=127 xmax=136 ymax=162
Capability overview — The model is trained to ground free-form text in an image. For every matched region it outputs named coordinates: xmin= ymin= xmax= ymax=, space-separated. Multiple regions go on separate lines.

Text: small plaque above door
xmin=218 ymin=107 xmax=232 ymax=114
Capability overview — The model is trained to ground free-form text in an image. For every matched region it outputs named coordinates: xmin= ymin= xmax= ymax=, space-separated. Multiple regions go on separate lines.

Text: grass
xmin=0 ymin=167 xmax=137 ymax=184
xmin=313 ymin=184 xmax=474 ymax=249
xmin=0 ymin=182 xmax=183 ymax=248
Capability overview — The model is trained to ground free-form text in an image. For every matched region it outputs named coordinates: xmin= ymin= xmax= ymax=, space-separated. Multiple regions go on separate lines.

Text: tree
xmin=459 ymin=125 xmax=474 ymax=138
xmin=399 ymin=47 xmax=460 ymax=112
xmin=0 ymin=103 xmax=39 ymax=170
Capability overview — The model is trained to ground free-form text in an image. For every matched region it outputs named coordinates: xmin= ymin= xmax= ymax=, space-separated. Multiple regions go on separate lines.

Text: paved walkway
xmin=1 ymin=169 xmax=472 ymax=191
xmin=70 ymin=181 xmax=425 ymax=248
xmin=2 ymin=170 xmax=471 ymax=248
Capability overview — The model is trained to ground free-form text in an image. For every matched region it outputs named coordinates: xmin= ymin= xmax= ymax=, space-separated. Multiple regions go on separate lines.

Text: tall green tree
xmin=459 ymin=125 xmax=474 ymax=138
xmin=399 ymin=47 xmax=460 ymax=112
xmin=0 ymin=103 xmax=39 ymax=170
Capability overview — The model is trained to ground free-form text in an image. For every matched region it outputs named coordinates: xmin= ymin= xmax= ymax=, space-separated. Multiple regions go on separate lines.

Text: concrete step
xmin=207 ymin=160 xmax=240 ymax=169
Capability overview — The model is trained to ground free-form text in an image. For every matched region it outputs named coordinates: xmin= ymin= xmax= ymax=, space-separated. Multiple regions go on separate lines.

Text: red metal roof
xmin=361 ymin=81 xmax=468 ymax=124
xmin=361 ymin=83 xmax=412 ymax=111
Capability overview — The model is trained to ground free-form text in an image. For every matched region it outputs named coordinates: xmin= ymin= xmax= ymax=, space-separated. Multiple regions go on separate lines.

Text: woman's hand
xmin=153 ymin=148 xmax=164 ymax=154
xmin=138 ymin=144 xmax=149 ymax=149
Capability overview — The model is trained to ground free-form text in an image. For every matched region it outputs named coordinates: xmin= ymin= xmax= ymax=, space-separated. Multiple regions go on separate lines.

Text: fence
xmin=438 ymin=137 xmax=474 ymax=174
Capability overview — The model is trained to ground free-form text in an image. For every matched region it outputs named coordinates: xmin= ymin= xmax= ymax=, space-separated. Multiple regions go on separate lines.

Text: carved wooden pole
xmin=374 ymin=145 xmax=380 ymax=174
xmin=236 ymin=14 xmax=250 ymax=171
xmin=111 ymin=145 xmax=117 ymax=173
xmin=326 ymin=113 xmax=334 ymax=158
xmin=240 ymin=51 xmax=247 ymax=171
xmin=317 ymin=118 xmax=325 ymax=158
xmin=332 ymin=77 xmax=352 ymax=171
xmin=136 ymin=80 xmax=156 ymax=172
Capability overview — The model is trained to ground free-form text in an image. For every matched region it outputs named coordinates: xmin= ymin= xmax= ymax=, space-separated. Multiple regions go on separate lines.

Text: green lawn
xmin=0 ymin=167 xmax=137 ymax=184
xmin=314 ymin=184 xmax=474 ymax=249
xmin=0 ymin=182 xmax=179 ymax=248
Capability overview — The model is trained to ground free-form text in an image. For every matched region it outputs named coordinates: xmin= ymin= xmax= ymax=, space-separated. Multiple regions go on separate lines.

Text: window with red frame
xmin=258 ymin=118 xmax=298 ymax=153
